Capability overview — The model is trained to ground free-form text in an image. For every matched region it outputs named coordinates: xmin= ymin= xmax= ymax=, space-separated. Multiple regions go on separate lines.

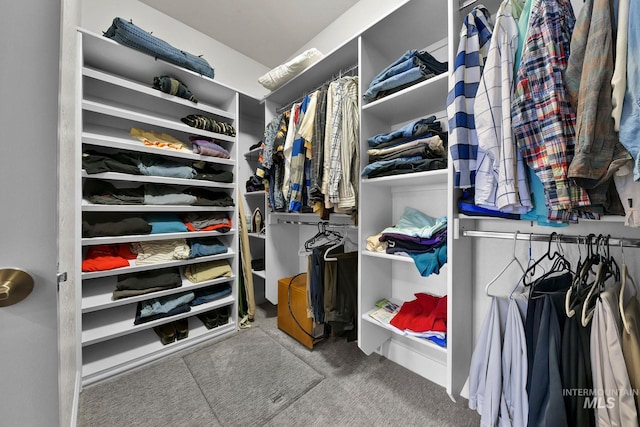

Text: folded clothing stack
xmin=181 ymin=115 xmax=236 ymax=136
xmin=370 ymin=207 xmax=448 ymax=277
xmin=113 ymin=267 xmax=182 ymax=300
xmin=389 ymin=293 xmax=447 ymax=347
xmin=153 ymin=75 xmax=198 ymax=103
xmin=363 ymin=49 xmax=447 ymax=102
xmin=362 ymin=116 xmax=448 ymax=179
xmin=83 ymin=180 xmax=234 ymax=207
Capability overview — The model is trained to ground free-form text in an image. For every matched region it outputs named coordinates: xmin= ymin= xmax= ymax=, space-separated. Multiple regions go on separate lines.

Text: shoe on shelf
xmin=217 ymin=306 xmax=230 ymax=326
xmin=197 ymin=311 xmax=219 ymax=330
xmin=153 ymin=323 xmax=176 ymax=345
xmin=174 ymin=318 xmax=189 ymax=340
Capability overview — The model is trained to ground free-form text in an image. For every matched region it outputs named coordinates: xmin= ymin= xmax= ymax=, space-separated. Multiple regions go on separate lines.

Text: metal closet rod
xmin=275 ymin=63 xmax=359 ymax=114
xmin=462 ymin=229 xmax=640 ymax=249
xmin=277 ymin=219 xmax=357 ymax=229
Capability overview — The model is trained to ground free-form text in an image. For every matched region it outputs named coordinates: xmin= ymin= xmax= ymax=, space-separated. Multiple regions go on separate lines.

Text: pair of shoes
xmin=153 ymin=323 xmax=176 ymax=345
xmin=197 ymin=306 xmax=230 ymax=330
xmin=152 ymin=318 xmax=190 ymax=345
xmin=251 ymin=208 xmax=263 ymax=233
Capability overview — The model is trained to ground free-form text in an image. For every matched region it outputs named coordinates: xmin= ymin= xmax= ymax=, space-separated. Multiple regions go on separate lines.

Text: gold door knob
xmin=0 ymin=269 xmax=34 ymax=307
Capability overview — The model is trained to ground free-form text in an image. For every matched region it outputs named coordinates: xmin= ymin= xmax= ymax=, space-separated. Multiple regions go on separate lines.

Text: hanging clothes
xmin=468 ymin=297 xmax=506 ymax=427
xmin=621 ymin=296 xmax=640 ymax=414
xmin=511 ymin=0 xmax=594 ymax=223
xmin=282 ymin=102 xmax=301 ymax=202
xmin=324 ymin=76 xmax=359 ymax=213
xmin=564 ymin=0 xmax=629 ymax=215
xmin=309 ymin=83 xmax=329 ymax=211
xmin=610 ymin=0 xmax=630 ymax=131
xmin=447 ymin=5 xmax=494 ymax=189
xmin=561 ymin=314 xmax=594 ymax=427
xmin=590 ymin=286 xmax=639 ymax=426
xmin=288 ymin=94 xmax=317 ymax=212
xmin=618 ymin=0 xmax=640 ymax=181
xmin=500 ymin=297 xmax=529 ymax=427
xmin=473 ymin=0 xmax=532 ymax=214
xmin=525 ymin=272 xmax=571 ymax=426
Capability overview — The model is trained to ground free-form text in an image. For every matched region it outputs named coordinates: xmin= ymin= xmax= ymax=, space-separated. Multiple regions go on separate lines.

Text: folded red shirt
xmin=82 ymin=244 xmax=137 ymax=272
xmin=389 ymin=293 xmax=447 ymax=333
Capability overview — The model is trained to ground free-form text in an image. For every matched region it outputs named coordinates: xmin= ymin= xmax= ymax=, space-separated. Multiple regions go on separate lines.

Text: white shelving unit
xmin=357 ymin=0 xmax=472 ymax=401
xmin=77 ymin=28 xmax=240 ymax=386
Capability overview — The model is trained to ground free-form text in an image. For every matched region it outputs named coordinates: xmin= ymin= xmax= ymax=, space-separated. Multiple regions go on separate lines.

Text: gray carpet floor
xmin=78 ymin=303 xmax=481 ymax=427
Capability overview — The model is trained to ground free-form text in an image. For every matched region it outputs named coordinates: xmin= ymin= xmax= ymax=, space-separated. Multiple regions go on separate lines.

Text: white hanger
xmin=324 ymin=233 xmax=357 ymax=261
xmin=485 ymin=231 xmax=526 ymax=297
xmin=565 ymin=235 xmax=583 ymax=318
xmin=618 ymin=240 xmax=637 ymax=335
xmin=581 ymin=260 xmax=605 ymax=327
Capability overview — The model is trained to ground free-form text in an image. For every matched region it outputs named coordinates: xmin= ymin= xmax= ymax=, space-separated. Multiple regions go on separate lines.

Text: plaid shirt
xmin=447 ymin=6 xmax=493 ymax=189
xmin=511 ymin=0 xmax=591 ymax=221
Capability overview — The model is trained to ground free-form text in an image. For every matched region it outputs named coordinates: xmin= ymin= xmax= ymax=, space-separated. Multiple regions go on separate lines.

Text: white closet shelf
xmin=82 ymin=316 xmax=235 ymax=386
xmin=362 ymin=250 xmax=414 ymax=263
xmin=81 ymin=170 xmax=235 ymax=189
xmin=247 ymin=232 xmax=266 ymax=240
xmin=82 ymin=202 xmax=235 ymax=213
xmin=252 ymin=270 xmax=266 ymax=279
xmin=82 ymin=229 xmax=236 ymax=246
xmin=81 ymin=251 xmax=236 ymax=280
xmin=82 ymin=274 xmax=235 ymax=313
xmin=268 ymin=212 xmax=354 ymax=224
xmin=245 ymin=191 xmax=265 ymax=197
xmin=360 ymin=311 xmax=447 ymax=360
xmin=81 ymin=293 xmax=235 ymax=346
xmin=79 ymin=29 xmax=238 ymax=108
xmin=83 ymin=66 xmax=235 ymax=120
xmin=361 ymin=169 xmax=448 ymax=187
xmin=361 ymin=73 xmax=448 ymax=124
xmin=82 ymin=126 xmax=236 ymax=166
xmin=83 ymin=98 xmax=236 ymax=144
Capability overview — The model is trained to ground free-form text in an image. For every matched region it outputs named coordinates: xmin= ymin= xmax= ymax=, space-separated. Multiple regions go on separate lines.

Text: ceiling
xmin=140 ymin=0 xmax=360 ymax=69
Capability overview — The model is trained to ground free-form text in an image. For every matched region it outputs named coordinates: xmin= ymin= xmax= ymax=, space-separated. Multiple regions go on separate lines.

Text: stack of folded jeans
xmin=362 ymin=116 xmax=448 ymax=179
xmin=363 ymin=49 xmax=447 ymax=102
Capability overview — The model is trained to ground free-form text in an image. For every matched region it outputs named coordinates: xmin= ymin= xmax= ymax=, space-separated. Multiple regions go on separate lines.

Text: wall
xmin=80 ymin=0 xmax=270 ymax=99
xmin=290 ymin=0 xmax=409 ymax=61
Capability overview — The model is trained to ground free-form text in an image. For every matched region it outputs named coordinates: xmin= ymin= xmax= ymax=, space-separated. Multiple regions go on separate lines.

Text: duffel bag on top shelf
xmin=104 ymin=17 xmax=215 ymax=79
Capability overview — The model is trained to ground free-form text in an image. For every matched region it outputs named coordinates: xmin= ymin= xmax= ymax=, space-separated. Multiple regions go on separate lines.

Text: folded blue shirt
xmin=408 ymin=244 xmax=447 ymax=277
xmin=144 ymin=213 xmax=188 ymax=234
xmin=381 ymin=207 xmax=447 ymax=239
xmin=188 ymin=237 xmax=228 ymax=258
